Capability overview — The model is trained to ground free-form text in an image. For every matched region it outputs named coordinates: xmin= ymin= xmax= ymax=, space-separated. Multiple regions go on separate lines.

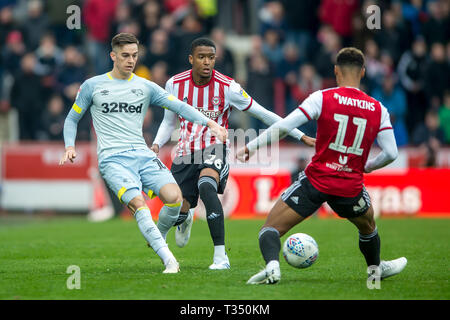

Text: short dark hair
xmin=336 ymin=47 xmax=365 ymax=69
xmin=190 ymin=37 xmax=216 ymax=55
xmin=111 ymin=33 xmax=139 ymax=50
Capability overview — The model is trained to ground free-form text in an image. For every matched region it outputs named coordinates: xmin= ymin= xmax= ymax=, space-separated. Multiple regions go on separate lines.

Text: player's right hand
xmin=150 ymin=144 xmax=159 ymax=154
xmin=59 ymin=146 xmax=76 ymax=165
xmin=236 ymin=146 xmax=250 ymax=162
xmin=207 ymin=120 xmax=228 ymax=143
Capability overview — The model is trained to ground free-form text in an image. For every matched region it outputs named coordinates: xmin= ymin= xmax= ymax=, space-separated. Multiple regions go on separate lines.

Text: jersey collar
xmin=190 ymin=69 xmax=214 ymax=88
xmin=107 ymin=72 xmax=134 ymax=81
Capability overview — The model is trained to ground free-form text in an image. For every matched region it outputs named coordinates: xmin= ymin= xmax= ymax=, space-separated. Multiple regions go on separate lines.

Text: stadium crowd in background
xmin=0 ymin=0 xmax=449 ymax=155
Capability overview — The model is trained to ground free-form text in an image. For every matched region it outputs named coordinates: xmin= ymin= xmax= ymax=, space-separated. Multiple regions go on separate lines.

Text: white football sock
xmin=157 ymin=202 xmax=182 ymax=240
xmin=156 ymin=246 xmax=176 ymax=265
xmin=135 ymin=207 xmax=167 ymax=253
xmin=267 ymin=260 xmax=280 ymax=270
xmin=214 ymin=245 xmax=227 ymax=262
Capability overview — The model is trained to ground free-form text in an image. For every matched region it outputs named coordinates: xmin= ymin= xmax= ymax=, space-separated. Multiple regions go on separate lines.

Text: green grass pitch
xmin=0 ymin=216 xmax=448 ymax=300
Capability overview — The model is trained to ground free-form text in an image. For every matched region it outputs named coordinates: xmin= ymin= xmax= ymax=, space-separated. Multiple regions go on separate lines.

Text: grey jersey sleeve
xmin=148 ymin=81 xmax=210 ymax=126
xmin=63 ymin=81 xmax=93 ymax=148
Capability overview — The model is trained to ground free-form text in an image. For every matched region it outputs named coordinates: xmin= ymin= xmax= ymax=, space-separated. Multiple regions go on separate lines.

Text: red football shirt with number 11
xmin=298 ymin=86 xmax=393 ymax=197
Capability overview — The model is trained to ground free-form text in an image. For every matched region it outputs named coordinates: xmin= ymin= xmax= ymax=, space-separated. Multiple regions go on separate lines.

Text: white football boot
xmin=209 ymin=253 xmax=231 ymax=270
xmin=163 ymin=257 xmax=180 ymax=274
xmin=175 ymin=209 xmax=194 ymax=248
xmin=247 ymin=262 xmax=281 ymax=284
xmin=379 ymin=257 xmax=407 ymax=279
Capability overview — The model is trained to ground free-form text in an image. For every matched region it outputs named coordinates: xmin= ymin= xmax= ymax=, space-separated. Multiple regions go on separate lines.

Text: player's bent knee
xmin=159 ymin=183 xmax=183 ymax=206
xmin=127 ymin=195 xmax=148 ymax=214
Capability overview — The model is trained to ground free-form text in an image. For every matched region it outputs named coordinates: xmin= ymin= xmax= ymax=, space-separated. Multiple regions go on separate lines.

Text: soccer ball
xmin=282 ymin=233 xmax=319 ymax=269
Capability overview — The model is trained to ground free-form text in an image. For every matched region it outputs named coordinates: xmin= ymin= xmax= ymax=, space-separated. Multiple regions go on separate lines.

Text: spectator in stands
xmin=262 ymin=28 xmax=284 ymax=65
xmin=314 ymin=25 xmax=341 ymax=86
xmin=56 ymin=46 xmax=88 ymax=107
xmin=350 ymin=7 xmax=374 ymax=51
xmin=144 ymin=29 xmax=175 ymax=74
xmin=412 ymin=110 xmax=446 ymax=166
xmin=246 ymin=45 xmax=275 ymax=131
xmin=438 ymin=90 xmax=450 ymax=145
xmin=140 ymin=0 xmax=161 ymax=38
xmin=38 ymin=94 xmax=66 ymax=141
xmin=194 ymin=0 xmax=219 ymax=34
xmin=276 ymin=41 xmax=302 ymax=81
xmin=34 ymin=32 xmax=64 ymax=77
xmin=83 ymin=0 xmax=120 ymax=74
xmin=363 ymin=39 xmax=388 ymax=91
xmin=397 ymin=36 xmax=429 ymax=134
xmin=172 ymin=13 xmax=205 ymax=73
xmin=400 ymin=0 xmax=426 ymax=38
xmin=374 ymin=10 xmax=402 ymax=64
xmin=1 ymin=30 xmax=26 ymax=77
xmin=116 ymin=19 xmax=142 ymax=44
xmin=372 ymin=73 xmax=409 ymax=147
xmin=34 ymin=32 xmax=64 ymax=100
xmin=10 ymin=53 xmax=44 ymax=140
xmin=259 ymin=1 xmax=287 ymax=39
xmin=0 ymin=5 xmax=18 ymax=50
xmin=111 ymin=0 xmax=133 ymax=39
xmin=422 ymin=0 xmax=450 ymax=47
xmin=318 ymin=0 xmax=359 ymax=46
xmin=281 ymin=0 xmax=320 ymax=61
xmin=210 ymin=27 xmax=235 ymax=77
xmin=22 ymin=0 xmax=48 ymax=51
xmin=424 ymin=42 xmax=450 ymax=109
xmin=286 ymin=63 xmax=320 ymax=137
xmin=288 ymin=63 xmax=323 ymax=105
xmin=46 ymin=0 xmax=82 ymax=47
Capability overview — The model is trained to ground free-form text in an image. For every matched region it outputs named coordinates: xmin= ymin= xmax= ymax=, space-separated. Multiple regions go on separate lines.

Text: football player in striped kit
xmin=151 ymin=38 xmax=315 ymax=270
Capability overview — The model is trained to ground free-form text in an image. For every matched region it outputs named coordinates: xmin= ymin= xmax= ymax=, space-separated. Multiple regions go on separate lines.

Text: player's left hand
xmin=236 ymin=146 xmax=250 ymax=162
xmin=301 ymin=135 xmax=316 ymax=147
xmin=59 ymin=146 xmax=77 ymax=165
xmin=207 ymin=120 xmax=228 ymax=143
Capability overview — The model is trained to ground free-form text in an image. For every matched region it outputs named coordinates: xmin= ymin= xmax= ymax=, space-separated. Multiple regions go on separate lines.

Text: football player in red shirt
xmin=238 ymin=47 xmax=407 ymax=284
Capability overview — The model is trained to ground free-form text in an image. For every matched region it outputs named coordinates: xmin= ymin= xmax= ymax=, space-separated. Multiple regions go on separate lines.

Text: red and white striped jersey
xmin=166 ymin=69 xmax=253 ymax=156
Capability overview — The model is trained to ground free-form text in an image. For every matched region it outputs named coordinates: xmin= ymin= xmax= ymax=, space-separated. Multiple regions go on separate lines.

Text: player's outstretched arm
xmin=244 ymin=100 xmax=316 ymax=147
xmin=364 ymin=129 xmax=398 ymax=173
xmin=59 ymin=107 xmax=84 ymax=165
xmin=236 ymin=108 xmax=308 ymax=162
xmin=59 ymin=81 xmax=92 ymax=165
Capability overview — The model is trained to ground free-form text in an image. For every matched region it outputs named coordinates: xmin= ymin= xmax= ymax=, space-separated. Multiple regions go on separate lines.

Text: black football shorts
xmin=281 ymin=172 xmax=371 ymax=219
xmin=170 ymin=144 xmax=229 ymax=208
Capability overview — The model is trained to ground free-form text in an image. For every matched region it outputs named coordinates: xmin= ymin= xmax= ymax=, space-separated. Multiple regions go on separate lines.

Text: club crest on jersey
xmin=211 ymin=96 xmax=221 ymax=106
xmin=131 ymin=89 xmax=143 ymax=96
